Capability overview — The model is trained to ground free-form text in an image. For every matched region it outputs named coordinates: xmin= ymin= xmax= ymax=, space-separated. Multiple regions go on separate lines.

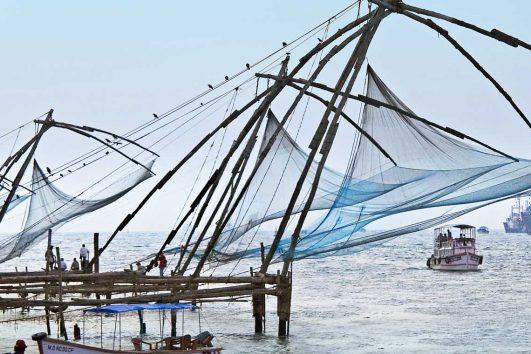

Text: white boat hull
xmin=37 ymin=336 xmax=221 ymax=354
xmin=427 ymin=253 xmax=482 ymax=271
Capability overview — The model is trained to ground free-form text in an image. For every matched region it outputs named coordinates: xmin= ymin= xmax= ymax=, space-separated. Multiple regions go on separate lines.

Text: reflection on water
xmin=0 ymin=230 xmax=530 ymax=353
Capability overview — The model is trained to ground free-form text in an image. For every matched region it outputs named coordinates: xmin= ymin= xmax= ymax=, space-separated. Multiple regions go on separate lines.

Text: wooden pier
xmin=0 ymin=267 xmax=292 ymax=336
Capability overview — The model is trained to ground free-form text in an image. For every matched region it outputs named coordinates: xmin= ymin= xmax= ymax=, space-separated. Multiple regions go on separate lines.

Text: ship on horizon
xmin=503 ymin=196 xmax=531 ymax=234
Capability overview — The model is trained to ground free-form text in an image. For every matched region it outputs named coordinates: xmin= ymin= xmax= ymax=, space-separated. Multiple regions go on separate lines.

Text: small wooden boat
xmin=32 ymin=303 xmax=222 ymax=353
xmin=427 ymin=224 xmax=483 ymax=271
xmin=32 ymin=333 xmax=221 ymax=353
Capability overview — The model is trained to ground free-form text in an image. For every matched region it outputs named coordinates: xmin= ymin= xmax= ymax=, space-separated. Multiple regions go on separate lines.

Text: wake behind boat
xmin=427 ymin=225 xmax=483 ymax=271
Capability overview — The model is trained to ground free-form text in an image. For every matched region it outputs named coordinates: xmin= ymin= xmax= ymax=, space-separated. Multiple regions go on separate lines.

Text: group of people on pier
xmin=45 ymin=243 xmax=168 ymax=276
xmin=135 ymin=252 xmax=167 ymax=276
xmin=44 ymin=244 xmax=90 ymax=271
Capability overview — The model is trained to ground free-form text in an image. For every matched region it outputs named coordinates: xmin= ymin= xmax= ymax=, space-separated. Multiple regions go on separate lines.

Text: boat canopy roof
xmin=437 ymin=224 xmax=475 ymax=230
xmin=85 ymin=303 xmax=198 ymax=314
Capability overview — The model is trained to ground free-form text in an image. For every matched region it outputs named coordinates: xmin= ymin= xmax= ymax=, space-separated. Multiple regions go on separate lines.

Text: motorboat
xmin=477 ymin=226 xmax=490 ymax=234
xmin=427 ymin=224 xmax=483 ymax=271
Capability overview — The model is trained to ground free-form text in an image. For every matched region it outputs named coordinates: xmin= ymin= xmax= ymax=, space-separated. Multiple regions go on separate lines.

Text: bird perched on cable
xmin=200 ymin=102 xmax=204 ymax=106
xmin=60 ymin=173 xmax=64 ymax=177
xmin=282 ymin=41 xmax=288 ymax=47
xmin=153 ymin=113 xmax=159 ymax=119
xmin=83 ymin=163 xmax=86 ymax=166
xmin=105 ymin=138 xmax=111 ymax=143
xmin=317 ymin=38 xmax=323 ymax=42
xmin=67 ymin=169 xmax=72 ymax=173
xmin=246 ymin=63 xmax=251 ymax=70
xmin=105 ymin=151 xmax=109 ymax=155
xmin=208 ymin=84 xmax=214 ymax=89
xmin=46 ymin=167 xmax=52 ymax=174
xmin=224 ymin=75 xmax=229 ymax=81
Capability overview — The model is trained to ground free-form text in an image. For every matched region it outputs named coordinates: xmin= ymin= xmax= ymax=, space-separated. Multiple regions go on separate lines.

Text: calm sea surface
xmin=0 ymin=230 xmax=529 ymax=353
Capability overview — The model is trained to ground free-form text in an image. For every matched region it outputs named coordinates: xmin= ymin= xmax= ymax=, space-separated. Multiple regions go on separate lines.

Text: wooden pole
xmin=93 ymin=233 xmax=100 ymax=274
xmin=180 ymin=106 xmax=269 ymax=275
xmin=370 ymin=0 xmax=531 ymax=129
xmin=44 ymin=229 xmax=52 ymax=335
xmin=258 ymin=74 xmax=516 ymax=162
xmin=55 ymin=247 xmax=68 ymax=340
xmin=184 ymin=60 xmax=290 ymax=277
xmin=197 ymin=13 xmax=382 ymax=280
xmin=369 ymin=0 xmax=531 ymax=50
xmin=0 ymin=109 xmax=53 ymax=224
xmin=89 ymin=87 xmax=275 ymax=270
xmin=171 ymin=309 xmax=177 ymax=337
xmin=91 ymin=10 xmax=377 ymax=266
xmin=262 ymin=10 xmax=385 ymax=278
xmin=281 ymin=14 xmax=383 ymax=278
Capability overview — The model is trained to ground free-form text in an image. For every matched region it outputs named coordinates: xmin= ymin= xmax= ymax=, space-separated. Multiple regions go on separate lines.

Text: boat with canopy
xmin=32 ymin=303 xmax=221 ymax=353
xmin=427 ymin=224 xmax=483 ymax=271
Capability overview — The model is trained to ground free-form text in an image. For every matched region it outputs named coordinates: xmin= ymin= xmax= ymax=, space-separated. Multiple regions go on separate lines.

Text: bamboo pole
xmin=0 ymin=272 xmax=279 ymax=285
xmin=184 ymin=60 xmax=292 ymax=277
xmin=88 ymin=87 xmax=275 ymax=270
xmin=196 ymin=12 xmax=385 ymax=279
xmin=261 ymin=11 xmax=385 ymax=278
xmin=0 ymin=109 xmax=53 ymax=224
xmin=280 ymin=13 xmax=384 ymax=278
xmin=55 ymin=247 xmax=68 ymax=340
xmin=259 ymin=72 xmax=517 ymax=162
xmin=91 ymin=10 xmax=377 ymax=267
xmin=0 ymin=288 xmax=278 ymax=308
xmin=371 ymin=0 xmax=530 ymax=129
xmin=44 ymin=229 xmax=52 ymax=335
xmin=35 ymin=120 xmax=160 ymax=157
xmin=179 ymin=107 xmax=268 ymax=275
xmin=369 ymin=0 xmax=531 ymax=50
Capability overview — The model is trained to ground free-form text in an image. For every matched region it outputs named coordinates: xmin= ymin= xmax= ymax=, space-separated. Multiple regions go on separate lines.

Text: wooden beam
xmin=258 ymin=73 xmax=518 ymax=162
xmin=0 ymin=109 xmax=53 ymax=224
xmin=369 ymin=0 xmax=531 ymax=50
xmin=370 ymin=0 xmax=530 ymax=129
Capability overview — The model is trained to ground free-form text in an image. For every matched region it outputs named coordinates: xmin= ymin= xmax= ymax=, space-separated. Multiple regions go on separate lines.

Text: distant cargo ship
xmin=503 ymin=197 xmax=531 ymax=234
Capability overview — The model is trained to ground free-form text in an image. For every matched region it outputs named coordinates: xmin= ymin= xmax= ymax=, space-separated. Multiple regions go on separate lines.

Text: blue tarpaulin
xmin=85 ymin=303 xmax=198 ymax=314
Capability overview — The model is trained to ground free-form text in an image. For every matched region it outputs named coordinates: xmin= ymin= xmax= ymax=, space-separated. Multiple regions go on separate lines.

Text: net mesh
xmin=208 ymin=67 xmax=531 ymax=263
xmin=0 ymin=160 xmax=154 ymax=263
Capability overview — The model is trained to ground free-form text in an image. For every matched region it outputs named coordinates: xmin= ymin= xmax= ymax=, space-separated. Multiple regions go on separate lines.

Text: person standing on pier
xmin=158 ymin=252 xmax=167 ymax=276
xmin=44 ymin=245 xmax=55 ymax=269
xmin=79 ymin=244 xmax=89 ymax=269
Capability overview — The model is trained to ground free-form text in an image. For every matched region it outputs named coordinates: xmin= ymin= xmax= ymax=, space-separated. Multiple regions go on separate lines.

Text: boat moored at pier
xmin=32 ymin=303 xmax=222 ymax=354
xmin=427 ymin=225 xmax=483 ymax=271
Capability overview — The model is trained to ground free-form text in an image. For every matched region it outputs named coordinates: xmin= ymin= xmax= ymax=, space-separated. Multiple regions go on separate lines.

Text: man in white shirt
xmin=80 ymin=244 xmax=89 ymax=269
xmin=60 ymin=258 xmax=67 ymax=271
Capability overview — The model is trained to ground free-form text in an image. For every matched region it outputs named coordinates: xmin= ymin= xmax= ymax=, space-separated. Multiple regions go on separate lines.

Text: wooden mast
xmin=0 ymin=109 xmax=53 ymax=224
xmin=195 ymin=12 xmax=381 ymax=277
xmin=90 ymin=10 xmax=378 ymax=266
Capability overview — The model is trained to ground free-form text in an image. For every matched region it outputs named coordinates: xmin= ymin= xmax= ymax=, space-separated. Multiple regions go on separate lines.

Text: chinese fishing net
xmin=207 ymin=67 xmax=531 ymax=263
xmin=0 ymin=160 xmax=154 ymax=263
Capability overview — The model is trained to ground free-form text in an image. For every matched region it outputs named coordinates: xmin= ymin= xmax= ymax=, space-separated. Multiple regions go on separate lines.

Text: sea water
xmin=0 ymin=230 xmax=529 ymax=353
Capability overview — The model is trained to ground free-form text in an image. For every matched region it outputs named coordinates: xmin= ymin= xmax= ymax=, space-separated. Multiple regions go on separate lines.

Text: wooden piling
xmin=55 ymin=247 xmax=68 ymax=340
xmin=93 ymin=232 xmax=100 ymax=274
xmin=170 ymin=309 xmax=177 ymax=337
xmin=277 ymin=271 xmax=292 ymax=337
xmin=44 ymin=229 xmax=52 ymax=335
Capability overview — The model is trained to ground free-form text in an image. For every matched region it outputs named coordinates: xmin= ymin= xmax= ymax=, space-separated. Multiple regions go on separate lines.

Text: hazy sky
xmin=0 ymin=0 xmax=530 ymax=234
